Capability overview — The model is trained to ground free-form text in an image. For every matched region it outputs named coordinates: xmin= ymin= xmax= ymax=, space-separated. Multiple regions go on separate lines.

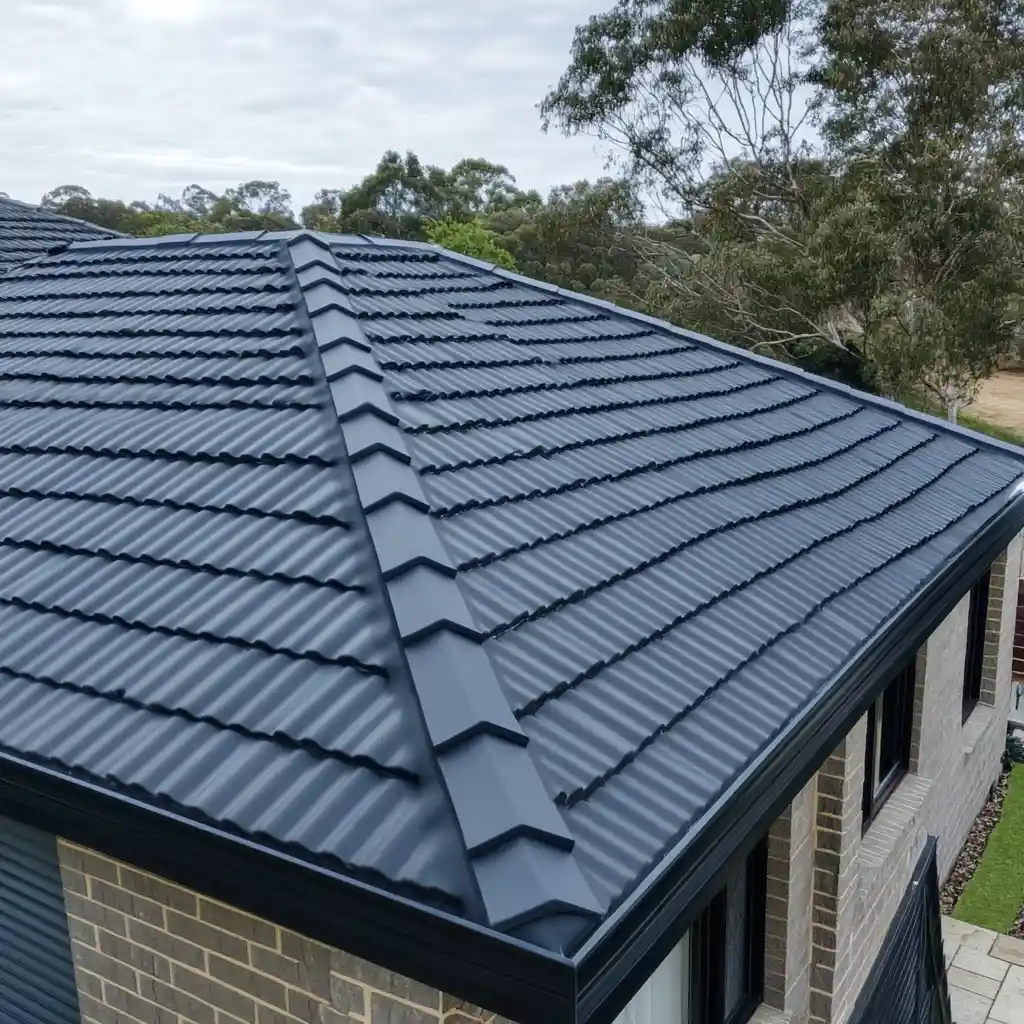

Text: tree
xmin=485 ymin=178 xmax=649 ymax=296
xmin=425 ymin=218 xmax=517 ymax=270
xmin=300 ymin=151 xmax=541 ymax=240
xmin=542 ymin=0 xmax=1024 ymax=420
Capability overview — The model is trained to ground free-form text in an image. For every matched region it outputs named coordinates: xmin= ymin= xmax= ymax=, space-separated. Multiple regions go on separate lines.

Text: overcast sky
xmin=1 ymin=0 xmax=611 ymax=212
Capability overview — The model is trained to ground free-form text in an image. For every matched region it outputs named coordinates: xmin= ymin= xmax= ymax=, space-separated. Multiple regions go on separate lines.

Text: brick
xmin=330 ymin=974 xmax=365 ymax=1015
xmin=370 ymin=993 xmax=440 ymax=1023
xmin=331 ymin=951 xmax=439 ymax=1011
xmin=141 ymin=975 xmax=216 ymax=1024
xmin=77 ymin=968 xmax=106 ymax=1001
xmin=809 ymin=989 xmax=832 ymax=1022
xmin=62 ymin=866 xmax=91 ymax=897
xmin=91 ymin=879 xmax=166 ymax=928
xmin=320 ymin=1010 xmax=357 ymax=1024
xmin=276 ymin=931 xmax=331 ymax=998
xmin=208 ymin=953 xmax=288 ymax=1010
xmin=166 ymin=909 xmax=248 ymax=963
xmin=70 ymin=914 xmax=100 ymax=948
xmin=73 ymin=940 xmax=139 ymax=995
xmin=441 ymin=996 xmax=492 ymax=1017
xmin=65 ymin=890 xmax=128 ymax=936
xmin=62 ymin=844 xmax=121 ymax=884
xmin=254 ymin=1008 xmax=310 ymax=1024
xmin=99 ymin=928 xmax=174 ymax=983
xmin=285 ymin=988 xmax=325 ymax=1022
xmin=173 ymin=962 xmax=257 ymax=1023
xmin=78 ymin=991 xmax=123 ymax=1024
xmin=130 ymin=916 xmax=208 ymax=971
xmin=103 ymin=979 xmax=179 ymax=1024
xmin=199 ymin=899 xmax=277 ymax=948
xmin=120 ymin=867 xmax=199 ymax=916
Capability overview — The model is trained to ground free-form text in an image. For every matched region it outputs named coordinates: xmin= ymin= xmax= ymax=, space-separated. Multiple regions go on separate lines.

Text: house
xmin=0 ymin=195 xmax=123 ymax=274
xmin=0 ymin=228 xmax=1020 ymax=1024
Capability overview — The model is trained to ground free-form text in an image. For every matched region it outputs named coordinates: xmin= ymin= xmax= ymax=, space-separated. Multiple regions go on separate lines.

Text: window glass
xmin=963 ymin=569 xmax=991 ymax=714
xmin=723 ymin=859 xmax=749 ymax=1017
xmin=611 ymin=839 xmax=766 ymax=1024
xmin=863 ymin=661 xmax=915 ymax=824
xmin=613 ymin=931 xmax=690 ymax=1024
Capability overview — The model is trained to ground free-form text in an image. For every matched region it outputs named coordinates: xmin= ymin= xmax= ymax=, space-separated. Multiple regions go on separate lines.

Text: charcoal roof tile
xmin=0 ymin=230 xmax=1022 ymax=959
xmin=0 ymin=196 xmax=124 ymax=274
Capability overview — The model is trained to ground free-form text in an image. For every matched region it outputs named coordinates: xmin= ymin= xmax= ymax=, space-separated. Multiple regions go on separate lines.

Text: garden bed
xmin=941 ymin=768 xmax=1009 ymax=916
xmin=942 ymin=764 xmax=1024 ymax=935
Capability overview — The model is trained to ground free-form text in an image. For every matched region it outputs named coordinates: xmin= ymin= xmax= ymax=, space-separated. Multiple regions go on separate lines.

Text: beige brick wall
xmin=763 ymin=532 xmax=1023 ymax=1024
xmin=57 ymin=841 xmax=513 ymax=1024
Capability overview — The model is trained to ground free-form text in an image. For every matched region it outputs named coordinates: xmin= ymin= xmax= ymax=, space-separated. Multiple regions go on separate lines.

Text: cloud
xmin=118 ymin=0 xmax=215 ymax=24
xmin=0 ymin=0 xmax=607 ymax=211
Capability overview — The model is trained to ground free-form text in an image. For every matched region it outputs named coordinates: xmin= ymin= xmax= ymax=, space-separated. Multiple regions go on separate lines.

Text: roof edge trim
xmin=571 ymin=484 xmax=1024 ymax=1024
xmin=0 ymin=748 xmax=578 ymax=1024
xmin=0 ymin=196 xmax=131 ymax=239
xmin=284 ymin=233 xmax=602 ymax=944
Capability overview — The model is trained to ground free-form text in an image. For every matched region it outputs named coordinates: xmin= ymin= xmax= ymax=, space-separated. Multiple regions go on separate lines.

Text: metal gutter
xmin=572 ymin=482 xmax=1024 ymax=1024
xmin=0 ymin=751 xmax=578 ymax=1024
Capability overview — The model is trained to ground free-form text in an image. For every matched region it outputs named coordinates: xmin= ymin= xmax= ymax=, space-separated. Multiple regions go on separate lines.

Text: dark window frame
xmin=862 ymin=660 xmax=916 ymax=829
xmin=962 ymin=569 xmax=991 ymax=721
xmin=688 ymin=840 xmax=767 ymax=1024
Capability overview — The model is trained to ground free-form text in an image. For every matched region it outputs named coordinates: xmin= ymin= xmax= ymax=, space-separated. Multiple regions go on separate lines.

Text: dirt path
xmin=969 ymin=371 xmax=1024 ymax=434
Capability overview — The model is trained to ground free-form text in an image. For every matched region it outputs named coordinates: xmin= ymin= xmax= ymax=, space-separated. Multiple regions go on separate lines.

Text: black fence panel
xmin=848 ymin=836 xmax=951 ymax=1024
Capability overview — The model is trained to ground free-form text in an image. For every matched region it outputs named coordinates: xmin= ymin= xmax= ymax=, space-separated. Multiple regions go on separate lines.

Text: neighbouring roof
xmin=0 ymin=229 xmax=1022 ymax=1020
xmin=0 ymin=196 xmax=124 ymax=274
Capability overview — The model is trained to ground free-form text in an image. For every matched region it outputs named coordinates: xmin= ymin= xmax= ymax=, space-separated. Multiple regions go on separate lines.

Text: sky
xmin=1 ymin=0 xmax=611 ymax=213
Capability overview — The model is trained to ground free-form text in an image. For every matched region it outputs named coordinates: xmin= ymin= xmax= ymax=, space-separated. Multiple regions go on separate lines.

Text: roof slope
xmin=0 ymin=235 xmax=475 ymax=913
xmin=0 ymin=229 xmax=1022 ymax=960
xmin=0 ymin=197 xmax=123 ymax=275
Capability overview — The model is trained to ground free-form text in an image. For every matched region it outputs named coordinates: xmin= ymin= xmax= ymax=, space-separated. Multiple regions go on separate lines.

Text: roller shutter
xmin=0 ymin=816 xmax=80 ymax=1024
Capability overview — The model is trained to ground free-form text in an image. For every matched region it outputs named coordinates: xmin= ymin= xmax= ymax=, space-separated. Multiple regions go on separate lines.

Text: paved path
xmin=944 ymin=916 xmax=1024 ymax=1022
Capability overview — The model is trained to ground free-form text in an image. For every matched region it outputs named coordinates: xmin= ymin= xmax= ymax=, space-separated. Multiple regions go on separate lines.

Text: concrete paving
xmin=944 ymin=917 xmax=1024 ymax=1023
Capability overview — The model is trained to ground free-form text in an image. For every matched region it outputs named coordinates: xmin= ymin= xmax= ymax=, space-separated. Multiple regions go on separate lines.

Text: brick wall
xmin=762 ymin=532 xmax=1023 ymax=1023
xmin=1014 ymin=572 xmax=1024 ymax=683
xmin=763 ymin=779 xmax=815 ymax=1021
xmin=57 ymin=842 xmax=512 ymax=1024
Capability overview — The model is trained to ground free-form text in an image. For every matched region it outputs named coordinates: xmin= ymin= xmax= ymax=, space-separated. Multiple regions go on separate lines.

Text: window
xmin=862 ymin=660 xmax=916 ymax=827
xmin=962 ymin=569 xmax=991 ymax=719
xmin=614 ymin=842 xmax=767 ymax=1024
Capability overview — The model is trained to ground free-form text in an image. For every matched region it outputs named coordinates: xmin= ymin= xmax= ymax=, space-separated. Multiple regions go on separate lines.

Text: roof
xmin=0 ymin=196 xmax=123 ymax=275
xmin=0 ymin=229 xmax=1022 ymax=1022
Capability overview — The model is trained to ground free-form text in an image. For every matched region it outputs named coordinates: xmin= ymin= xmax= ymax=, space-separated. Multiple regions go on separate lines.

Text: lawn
xmin=960 ymin=410 xmax=1024 ymax=448
xmin=954 ymin=765 xmax=1024 ymax=933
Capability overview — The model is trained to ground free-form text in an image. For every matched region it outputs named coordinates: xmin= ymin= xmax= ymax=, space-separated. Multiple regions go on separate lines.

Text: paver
xmin=949 ymin=966 xmax=1003 ymax=998
xmin=990 ymin=964 xmax=1024 ymax=1023
xmin=954 ymin=947 xmax=1012 ymax=983
xmin=951 ymin=985 xmax=997 ymax=1024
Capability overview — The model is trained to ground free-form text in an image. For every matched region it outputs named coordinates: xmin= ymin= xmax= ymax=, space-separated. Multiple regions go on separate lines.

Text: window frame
xmin=962 ymin=568 xmax=991 ymax=721
xmin=691 ymin=840 xmax=767 ymax=1024
xmin=862 ymin=659 xmax=916 ymax=829
xmin=613 ymin=840 xmax=767 ymax=1024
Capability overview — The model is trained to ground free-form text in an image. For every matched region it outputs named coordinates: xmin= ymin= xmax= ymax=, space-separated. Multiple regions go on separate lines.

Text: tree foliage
xmin=40 ymin=181 xmax=299 ymax=237
xmin=424 ymin=218 xmax=517 ymax=269
xmin=542 ymin=0 xmax=1024 ymax=419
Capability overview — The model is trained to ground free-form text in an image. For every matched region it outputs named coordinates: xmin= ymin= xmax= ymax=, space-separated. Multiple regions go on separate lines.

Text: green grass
xmin=953 ymin=765 xmax=1024 ymax=933
xmin=902 ymin=392 xmax=1024 ymax=447
xmin=959 ymin=410 xmax=1024 ymax=447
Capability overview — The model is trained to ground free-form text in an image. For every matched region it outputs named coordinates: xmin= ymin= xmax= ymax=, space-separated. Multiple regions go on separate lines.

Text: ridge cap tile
xmin=285 ymin=235 xmax=602 ymax=938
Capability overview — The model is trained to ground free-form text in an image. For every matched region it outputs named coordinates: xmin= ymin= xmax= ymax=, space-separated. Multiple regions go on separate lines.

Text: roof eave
xmin=570 ymin=480 xmax=1024 ymax=1024
xmin=0 ymin=749 xmax=579 ymax=1024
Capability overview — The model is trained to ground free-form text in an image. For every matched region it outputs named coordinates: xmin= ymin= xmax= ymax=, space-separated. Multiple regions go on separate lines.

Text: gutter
xmin=0 ymin=750 xmax=578 ymax=1024
xmin=4 ymin=488 xmax=1018 ymax=1024
xmin=573 ymin=481 xmax=1024 ymax=1024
